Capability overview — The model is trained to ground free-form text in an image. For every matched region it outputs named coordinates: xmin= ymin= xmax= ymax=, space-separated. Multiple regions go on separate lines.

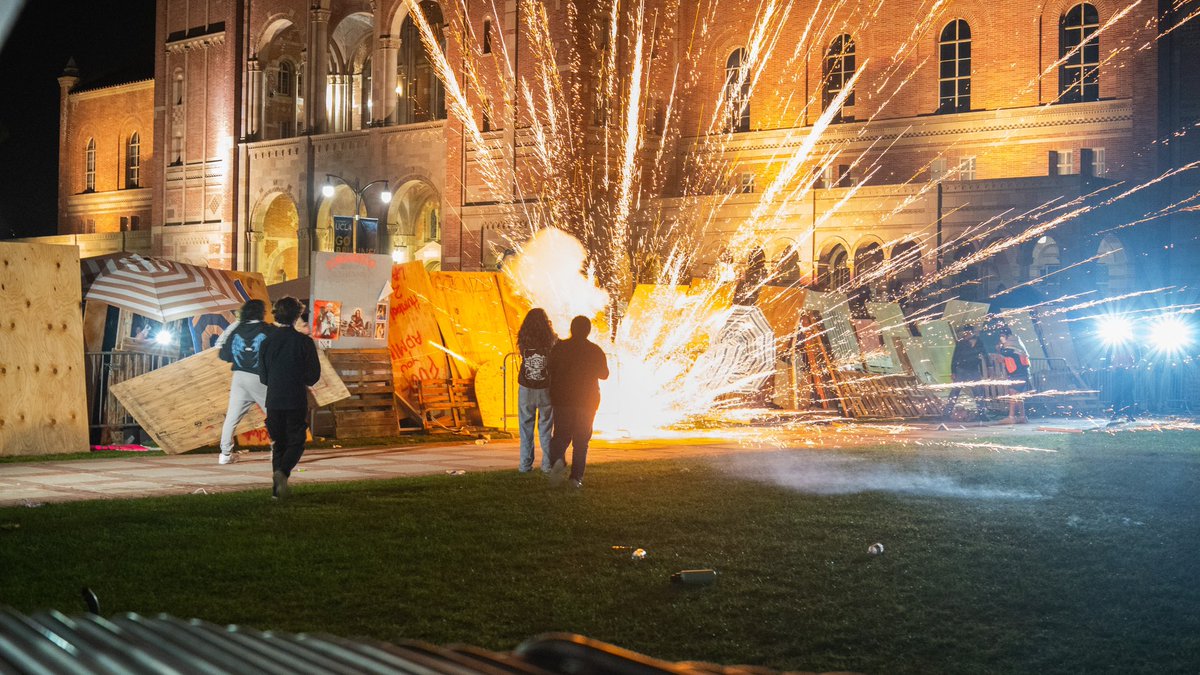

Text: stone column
xmin=246 ymin=58 xmax=263 ymax=139
xmin=374 ymin=36 xmax=399 ymax=126
xmin=306 ymin=7 xmax=331 ymax=134
xmin=57 ymin=60 xmax=80 ymax=233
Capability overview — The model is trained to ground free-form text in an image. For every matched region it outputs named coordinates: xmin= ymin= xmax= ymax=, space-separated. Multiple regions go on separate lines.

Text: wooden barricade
xmin=795 ymin=311 xmax=941 ymax=419
xmin=326 ymin=349 xmax=401 ymax=438
xmin=416 ymin=378 xmax=478 ymax=431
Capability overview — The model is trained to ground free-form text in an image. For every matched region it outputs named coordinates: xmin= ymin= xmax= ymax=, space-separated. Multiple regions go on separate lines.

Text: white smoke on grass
xmin=719 ymin=452 xmax=1045 ymax=500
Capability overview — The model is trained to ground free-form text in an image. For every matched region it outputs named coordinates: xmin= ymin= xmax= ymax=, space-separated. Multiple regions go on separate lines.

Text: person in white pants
xmin=215 ymin=300 xmax=276 ymax=464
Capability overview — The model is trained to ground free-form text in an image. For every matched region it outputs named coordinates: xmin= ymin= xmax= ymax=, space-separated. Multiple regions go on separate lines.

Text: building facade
xmin=54 ymin=0 xmax=1200 ymax=299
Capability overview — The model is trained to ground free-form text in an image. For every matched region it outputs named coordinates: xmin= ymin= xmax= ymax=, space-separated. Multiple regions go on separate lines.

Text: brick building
xmin=52 ymin=0 xmax=1200 ymax=297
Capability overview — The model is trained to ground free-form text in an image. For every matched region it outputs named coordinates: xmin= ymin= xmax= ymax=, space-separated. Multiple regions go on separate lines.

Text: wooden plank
xmin=428 ymin=272 xmax=516 ymax=377
xmin=0 ymin=242 xmax=91 ymax=455
xmin=386 ymin=262 xmax=452 ymax=418
xmin=111 ymin=347 xmax=349 ymax=454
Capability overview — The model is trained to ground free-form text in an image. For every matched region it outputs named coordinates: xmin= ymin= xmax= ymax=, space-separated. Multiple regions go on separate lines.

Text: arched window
xmin=397 ymin=1 xmax=447 ymax=124
xmin=1059 ymin=3 xmax=1099 ymax=103
xmin=823 ymin=35 xmax=856 ymax=122
xmin=126 ymin=133 xmax=140 ymax=188
xmin=725 ymin=49 xmax=750 ymax=133
xmin=278 ymin=61 xmax=293 ymax=96
xmin=482 ymin=19 xmax=492 ymax=54
xmin=938 ymin=20 xmax=971 ymax=113
xmin=172 ymin=69 xmax=184 ymax=106
xmin=84 ymin=138 xmax=96 ymax=192
xmin=818 ymin=244 xmax=851 ymax=291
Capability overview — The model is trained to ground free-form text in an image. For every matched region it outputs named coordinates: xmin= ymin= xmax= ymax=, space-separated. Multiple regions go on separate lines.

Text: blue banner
xmin=356 ymin=217 xmax=379 ymax=254
xmin=333 ymin=216 xmax=355 ymax=252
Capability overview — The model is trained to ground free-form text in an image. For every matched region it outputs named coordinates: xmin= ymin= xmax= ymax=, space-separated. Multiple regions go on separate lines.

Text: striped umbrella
xmin=81 ymin=253 xmax=245 ymax=323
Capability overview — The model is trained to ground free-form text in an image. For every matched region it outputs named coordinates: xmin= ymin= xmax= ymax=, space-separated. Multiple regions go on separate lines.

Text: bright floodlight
xmin=154 ymin=330 xmax=174 ymax=346
xmin=1149 ymin=315 xmax=1192 ymax=353
xmin=391 ymin=248 xmax=409 ymax=264
xmin=1097 ymin=315 xmax=1134 ymax=346
xmin=380 ymin=190 xmax=392 ymax=204
xmin=321 ymin=182 xmax=335 ymax=198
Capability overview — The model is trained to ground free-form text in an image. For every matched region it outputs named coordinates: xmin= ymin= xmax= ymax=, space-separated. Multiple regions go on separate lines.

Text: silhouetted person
xmin=259 ymin=297 xmax=321 ymax=499
xmin=547 ymin=316 xmax=609 ymax=488
xmin=997 ymin=329 xmax=1030 ymax=423
xmin=942 ymin=324 xmax=988 ymax=422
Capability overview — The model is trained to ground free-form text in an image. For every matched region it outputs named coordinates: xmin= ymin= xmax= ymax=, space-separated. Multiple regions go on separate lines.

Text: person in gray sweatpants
xmin=216 ymin=300 xmax=276 ymax=464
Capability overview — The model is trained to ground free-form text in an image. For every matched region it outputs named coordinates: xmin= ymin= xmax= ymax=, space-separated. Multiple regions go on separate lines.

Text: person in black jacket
xmin=547 ymin=315 xmax=609 ymax=488
xmin=942 ymin=324 xmax=989 ymax=422
xmin=215 ymin=300 xmax=276 ymax=464
xmin=259 ymin=296 xmax=321 ymax=499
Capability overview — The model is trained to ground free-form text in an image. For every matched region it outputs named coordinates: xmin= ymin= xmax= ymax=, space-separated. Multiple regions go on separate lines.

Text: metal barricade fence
xmin=1080 ymin=362 xmax=1199 ymax=414
xmin=85 ymin=351 xmax=179 ymax=440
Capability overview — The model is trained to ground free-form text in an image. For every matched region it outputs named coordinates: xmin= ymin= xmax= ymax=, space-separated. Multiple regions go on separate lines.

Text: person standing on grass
xmin=997 ymin=328 xmax=1031 ymax=424
xmin=547 ymin=315 xmax=609 ymax=489
xmin=942 ymin=324 xmax=988 ymax=423
xmin=517 ymin=308 xmax=557 ymax=473
xmin=215 ymin=300 xmax=276 ymax=464
xmin=259 ymin=296 xmax=321 ymax=499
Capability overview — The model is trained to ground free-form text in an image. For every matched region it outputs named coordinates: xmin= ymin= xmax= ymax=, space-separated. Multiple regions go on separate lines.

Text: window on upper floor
xmin=1091 ymin=147 xmax=1107 ymax=176
xmin=84 ymin=138 xmax=96 ymax=192
xmin=278 ymin=61 xmax=293 ymax=96
xmin=126 ymin=133 xmax=140 ymax=188
xmin=483 ymin=19 xmax=492 ymax=54
xmin=938 ymin=20 xmax=971 ymax=113
xmin=172 ymin=69 xmax=184 ymax=106
xmin=1056 ymin=149 xmax=1075 ymax=175
xmin=1059 ymin=3 xmax=1100 ymax=103
xmin=823 ymin=35 xmax=856 ymax=123
xmin=725 ymin=48 xmax=750 ymax=133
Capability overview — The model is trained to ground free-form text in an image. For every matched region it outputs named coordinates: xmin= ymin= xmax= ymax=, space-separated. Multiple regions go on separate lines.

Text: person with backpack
xmin=997 ymin=328 xmax=1031 ymax=424
xmin=516 ymin=308 xmax=557 ymax=473
xmin=216 ymin=300 xmax=276 ymax=464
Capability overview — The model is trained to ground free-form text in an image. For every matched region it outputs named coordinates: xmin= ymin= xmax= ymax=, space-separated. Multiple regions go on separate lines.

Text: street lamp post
xmin=321 ymin=173 xmax=392 ymax=253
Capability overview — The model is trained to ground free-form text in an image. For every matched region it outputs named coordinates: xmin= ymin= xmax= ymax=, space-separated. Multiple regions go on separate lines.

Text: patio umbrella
xmin=81 ymin=253 xmax=245 ymax=323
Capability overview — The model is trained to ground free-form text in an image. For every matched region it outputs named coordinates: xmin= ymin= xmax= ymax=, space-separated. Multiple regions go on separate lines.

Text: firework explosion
xmin=401 ymin=0 xmax=1199 ymax=434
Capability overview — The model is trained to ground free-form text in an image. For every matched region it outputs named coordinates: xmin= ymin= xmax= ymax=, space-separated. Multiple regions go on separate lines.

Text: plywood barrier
xmin=387 ymin=262 xmax=452 ymax=418
xmin=0 ymin=242 xmax=90 ymax=456
xmin=111 ymin=348 xmax=349 ymax=454
xmin=326 ymin=349 xmax=400 ymax=438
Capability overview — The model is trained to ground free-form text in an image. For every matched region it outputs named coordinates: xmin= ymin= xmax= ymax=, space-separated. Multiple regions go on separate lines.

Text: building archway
xmin=252 ymin=192 xmax=301 ymax=285
xmin=886 ymin=240 xmax=923 ymax=301
xmin=853 ymin=240 xmax=885 ymax=304
xmin=315 ymin=184 xmax=366 ymax=253
xmin=387 ymin=178 xmax=442 ymax=266
xmin=393 ymin=1 xmax=447 ymax=124
xmin=328 ymin=12 xmax=374 ymax=132
xmin=1031 ymin=235 xmax=1062 ymax=293
xmin=258 ymin=19 xmax=303 ymax=139
xmin=1094 ymin=234 xmax=1131 ymax=295
xmin=817 ymin=242 xmax=851 ymax=291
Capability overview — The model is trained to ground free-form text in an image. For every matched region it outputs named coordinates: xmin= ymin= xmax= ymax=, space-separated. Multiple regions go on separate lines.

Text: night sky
xmin=0 ymin=0 xmax=156 ymax=239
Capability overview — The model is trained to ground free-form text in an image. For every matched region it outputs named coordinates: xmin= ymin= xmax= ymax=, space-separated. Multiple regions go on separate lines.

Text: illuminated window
xmin=823 ymin=35 xmax=856 ymax=122
xmin=1059 ymin=3 xmax=1099 ymax=103
xmin=126 ymin=133 xmax=140 ymax=188
xmin=725 ymin=49 xmax=750 ymax=133
xmin=84 ymin=138 xmax=96 ymax=192
xmin=278 ymin=61 xmax=293 ymax=96
xmin=937 ymin=20 xmax=971 ymax=113
xmin=1057 ymin=149 xmax=1075 ymax=175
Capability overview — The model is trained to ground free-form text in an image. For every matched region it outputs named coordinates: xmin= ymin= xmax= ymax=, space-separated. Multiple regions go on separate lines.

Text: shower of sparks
xmin=401 ymin=0 xmax=1199 ymax=434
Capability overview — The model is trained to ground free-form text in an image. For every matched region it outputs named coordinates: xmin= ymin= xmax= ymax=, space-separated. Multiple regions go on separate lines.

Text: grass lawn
xmin=1 ymin=430 xmax=1198 ymax=674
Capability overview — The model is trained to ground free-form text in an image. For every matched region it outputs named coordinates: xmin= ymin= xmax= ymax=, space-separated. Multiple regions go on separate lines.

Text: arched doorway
xmin=886 ymin=240 xmax=922 ymax=301
xmin=1031 ymin=235 xmax=1062 ymax=293
xmin=817 ymin=243 xmax=851 ymax=291
xmin=328 ymin=12 xmax=374 ymax=133
xmin=315 ymin=184 xmax=366 ymax=253
xmin=252 ymin=193 xmax=301 ymax=285
xmin=395 ymin=2 xmax=447 ymax=124
xmin=387 ymin=179 xmax=442 ymax=268
xmin=258 ymin=19 xmax=303 ymax=140
xmin=1094 ymin=234 xmax=1131 ymax=295
xmin=853 ymin=241 xmax=885 ymax=304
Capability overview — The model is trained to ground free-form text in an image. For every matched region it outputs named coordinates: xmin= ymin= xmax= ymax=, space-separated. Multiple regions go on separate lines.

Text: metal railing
xmin=85 ymin=351 xmax=178 ymax=441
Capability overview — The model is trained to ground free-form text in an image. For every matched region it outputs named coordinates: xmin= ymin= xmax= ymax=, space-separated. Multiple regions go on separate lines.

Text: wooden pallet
xmin=326 ymin=349 xmax=400 ymax=438
xmin=416 ymin=378 xmax=478 ymax=431
xmin=796 ymin=311 xmax=942 ymax=419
